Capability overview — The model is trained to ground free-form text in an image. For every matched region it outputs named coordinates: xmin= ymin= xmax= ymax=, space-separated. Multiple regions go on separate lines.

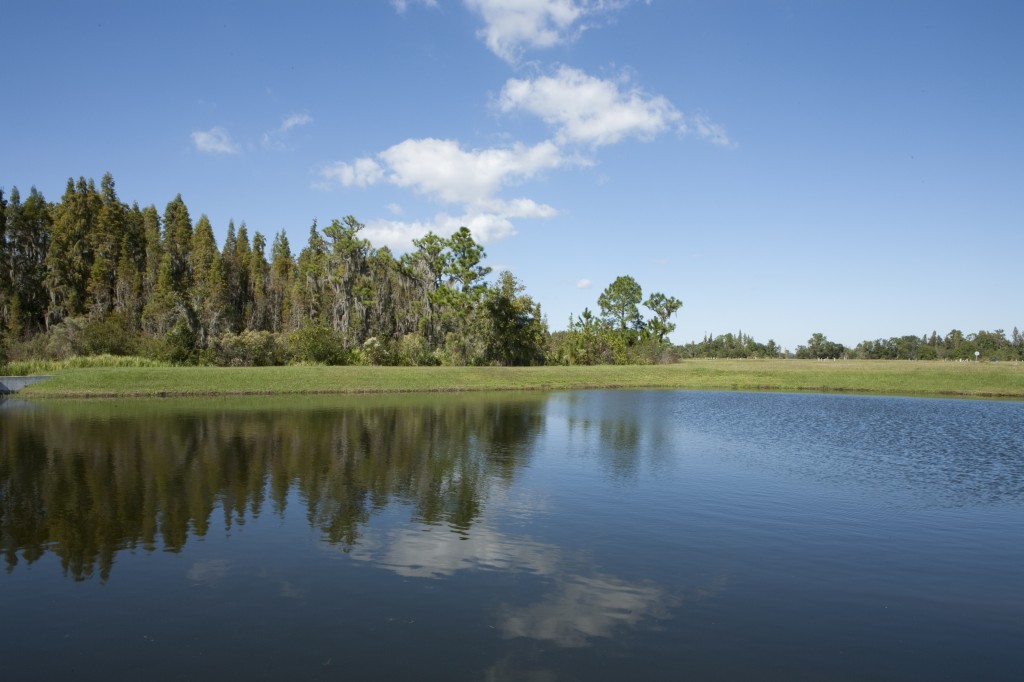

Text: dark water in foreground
xmin=1 ymin=391 xmax=1022 ymax=681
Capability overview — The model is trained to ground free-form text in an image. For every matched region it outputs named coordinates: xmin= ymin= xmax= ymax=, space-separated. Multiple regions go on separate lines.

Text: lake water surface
xmin=1 ymin=390 xmax=1022 ymax=681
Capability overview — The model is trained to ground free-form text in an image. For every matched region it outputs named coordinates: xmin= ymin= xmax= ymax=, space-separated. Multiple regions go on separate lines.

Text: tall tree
xmin=189 ymin=215 xmax=227 ymax=346
xmin=295 ymin=221 xmax=328 ymax=325
xmin=141 ymin=205 xmax=162 ymax=301
xmin=598 ymin=275 xmax=644 ymax=335
xmin=248 ymin=231 xmax=270 ymax=331
xmin=484 ymin=271 xmax=546 ymax=366
xmin=4 ymin=188 xmax=51 ymax=336
xmin=162 ymin=194 xmax=193 ymax=294
xmin=87 ymin=173 xmax=128 ymax=315
xmin=47 ymin=177 xmax=101 ymax=323
xmin=644 ymin=292 xmax=683 ymax=343
xmin=267 ymin=231 xmax=295 ymax=333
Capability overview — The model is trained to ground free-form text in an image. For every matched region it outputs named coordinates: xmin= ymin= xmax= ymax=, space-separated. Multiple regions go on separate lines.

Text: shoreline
xmin=13 ymin=360 xmax=1024 ymax=401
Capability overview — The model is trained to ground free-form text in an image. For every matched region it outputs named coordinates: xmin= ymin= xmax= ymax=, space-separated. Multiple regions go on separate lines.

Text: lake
xmin=1 ymin=390 xmax=1022 ymax=681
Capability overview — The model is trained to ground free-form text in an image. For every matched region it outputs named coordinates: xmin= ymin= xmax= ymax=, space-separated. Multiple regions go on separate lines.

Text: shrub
xmin=211 ymin=330 xmax=282 ymax=366
xmin=159 ymin=321 xmax=198 ymax=365
xmin=289 ymin=323 xmax=347 ymax=365
xmin=396 ymin=333 xmax=437 ymax=366
xmin=360 ymin=336 xmax=394 ymax=366
xmin=82 ymin=313 xmax=140 ymax=356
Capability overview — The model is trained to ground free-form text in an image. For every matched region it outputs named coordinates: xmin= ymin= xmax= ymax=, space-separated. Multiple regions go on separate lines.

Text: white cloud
xmin=576 ymin=278 xmax=592 ymax=289
xmin=685 ymin=112 xmax=734 ymax=147
xmin=321 ymin=138 xmax=565 ymax=203
xmin=465 ymin=0 xmax=631 ymax=63
xmin=385 ymin=202 xmax=404 ymax=216
xmin=191 ymin=127 xmax=239 ymax=154
xmin=262 ymin=113 xmax=313 ymax=150
xmin=500 ymin=66 xmax=734 ymax=147
xmin=320 ymin=137 xmax=566 ymax=247
xmin=499 ymin=66 xmax=682 ymax=147
xmin=392 ymin=0 xmax=438 ymax=13
xmin=378 ymin=137 xmax=566 ymax=205
xmin=280 ymin=113 xmax=313 ymax=132
xmin=320 ymin=157 xmax=385 ymax=188
xmin=364 ymin=198 xmax=557 ymax=250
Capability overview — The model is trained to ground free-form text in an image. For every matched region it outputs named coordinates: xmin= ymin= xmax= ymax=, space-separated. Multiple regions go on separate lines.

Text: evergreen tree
xmin=268 ymin=231 xmax=295 ymax=333
xmin=141 ymin=205 xmax=162 ymax=301
xmin=484 ymin=271 xmax=546 ymax=366
xmin=295 ymin=221 xmax=328 ymax=325
xmin=47 ymin=177 xmax=101 ymax=322
xmin=0 ymin=188 xmax=9 ymax=330
xmin=87 ymin=173 xmax=128 ymax=315
xmin=4 ymin=187 xmax=52 ymax=336
xmin=189 ymin=215 xmax=227 ymax=346
xmin=162 ymin=194 xmax=193 ymax=294
xmin=248 ymin=231 xmax=270 ymax=331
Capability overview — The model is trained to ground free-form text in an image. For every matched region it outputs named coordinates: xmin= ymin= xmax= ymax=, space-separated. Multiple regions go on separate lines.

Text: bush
xmin=396 ymin=333 xmax=438 ymax=366
xmin=159 ymin=321 xmax=198 ymax=365
xmin=289 ymin=323 xmax=348 ymax=365
xmin=82 ymin=313 xmax=140 ymax=356
xmin=359 ymin=336 xmax=395 ymax=366
xmin=211 ymin=330 xmax=283 ymax=366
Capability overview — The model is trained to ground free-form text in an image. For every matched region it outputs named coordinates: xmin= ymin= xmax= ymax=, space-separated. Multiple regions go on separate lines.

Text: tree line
xmin=3 ymin=173 xmax=1016 ymax=367
xmin=681 ymin=329 xmax=1024 ymax=361
xmin=0 ymin=174 xmax=554 ymax=367
xmin=0 ymin=174 xmax=686 ymax=368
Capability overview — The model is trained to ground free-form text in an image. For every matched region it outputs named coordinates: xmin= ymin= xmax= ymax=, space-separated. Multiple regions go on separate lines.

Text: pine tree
xmin=162 ymin=194 xmax=193 ymax=294
xmin=87 ymin=173 xmax=127 ymax=315
xmin=248 ymin=231 xmax=270 ymax=331
xmin=47 ymin=177 xmax=101 ymax=322
xmin=4 ymin=187 xmax=52 ymax=336
xmin=189 ymin=215 xmax=227 ymax=346
xmin=268 ymin=231 xmax=295 ymax=333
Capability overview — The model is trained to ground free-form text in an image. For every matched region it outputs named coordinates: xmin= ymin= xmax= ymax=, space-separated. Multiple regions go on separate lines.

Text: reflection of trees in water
xmin=559 ymin=392 xmax=676 ymax=483
xmin=0 ymin=397 xmax=544 ymax=581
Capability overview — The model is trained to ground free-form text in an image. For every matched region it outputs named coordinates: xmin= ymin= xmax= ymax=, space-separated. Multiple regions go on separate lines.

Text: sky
xmin=4 ymin=0 xmax=1022 ymax=351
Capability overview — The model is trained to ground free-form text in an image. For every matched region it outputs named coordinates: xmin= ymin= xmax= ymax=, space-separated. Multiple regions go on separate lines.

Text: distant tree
xmin=484 ymin=271 xmax=546 ymax=366
xmin=598 ymin=275 xmax=644 ymax=339
xmin=796 ymin=332 xmax=845 ymax=359
xmin=644 ymin=292 xmax=682 ymax=343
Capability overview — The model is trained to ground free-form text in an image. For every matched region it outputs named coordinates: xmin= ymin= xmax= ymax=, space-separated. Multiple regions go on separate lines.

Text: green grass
xmin=13 ymin=359 xmax=1024 ymax=399
xmin=4 ymin=354 xmax=166 ymax=376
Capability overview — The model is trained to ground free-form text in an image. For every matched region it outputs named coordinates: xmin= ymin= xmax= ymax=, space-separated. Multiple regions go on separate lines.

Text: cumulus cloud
xmin=192 ymin=127 xmax=239 ymax=154
xmin=379 ymin=137 xmax=565 ymax=204
xmin=500 ymin=66 xmax=733 ymax=147
xmin=320 ymin=157 xmax=385 ymax=188
xmin=320 ymin=137 xmax=568 ymax=247
xmin=364 ymin=198 xmax=557 ymax=250
xmin=499 ymin=66 xmax=679 ymax=146
xmin=465 ymin=0 xmax=632 ymax=63
xmin=322 ymin=138 xmax=564 ymax=203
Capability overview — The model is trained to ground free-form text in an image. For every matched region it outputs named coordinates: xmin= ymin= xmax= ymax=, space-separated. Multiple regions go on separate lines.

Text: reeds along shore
xmin=13 ymin=359 xmax=1024 ymax=400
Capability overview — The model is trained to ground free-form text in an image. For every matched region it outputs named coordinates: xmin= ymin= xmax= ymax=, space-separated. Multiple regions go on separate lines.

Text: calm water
xmin=1 ymin=390 xmax=1022 ymax=681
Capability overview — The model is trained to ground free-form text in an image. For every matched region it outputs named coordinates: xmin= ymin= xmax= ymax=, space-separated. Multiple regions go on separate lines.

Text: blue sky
xmin=5 ymin=0 xmax=1022 ymax=350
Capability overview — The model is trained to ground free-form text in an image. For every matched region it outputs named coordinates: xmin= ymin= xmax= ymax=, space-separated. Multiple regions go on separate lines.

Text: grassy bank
xmin=13 ymin=359 xmax=1024 ymax=399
